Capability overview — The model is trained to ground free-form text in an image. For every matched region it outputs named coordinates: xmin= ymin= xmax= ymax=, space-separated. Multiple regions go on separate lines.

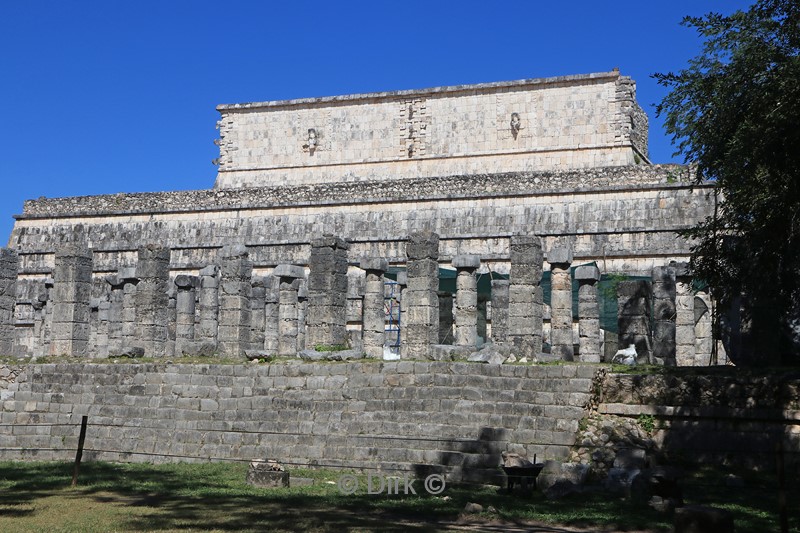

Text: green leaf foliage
xmin=654 ymin=0 xmax=800 ymax=364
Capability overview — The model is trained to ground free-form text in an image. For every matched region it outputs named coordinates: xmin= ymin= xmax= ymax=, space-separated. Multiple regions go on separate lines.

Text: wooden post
xmin=71 ymin=415 xmax=88 ymax=487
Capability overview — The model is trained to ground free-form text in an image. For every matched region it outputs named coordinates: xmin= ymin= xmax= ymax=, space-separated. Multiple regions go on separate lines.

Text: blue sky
xmin=1 ymin=1 xmax=753 ymax=243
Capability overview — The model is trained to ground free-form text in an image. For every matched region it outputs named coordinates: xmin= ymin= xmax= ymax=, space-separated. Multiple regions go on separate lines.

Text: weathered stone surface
xmin=0 ymin=249 xmax=18 ymax=355
xmin=452 ymin=255 xmax=480 ymax=269
xmin=359 ymin=257 xmax=388 ymax=272
xmin=217 ymin=247 xmax=252 ymax=358
xmin=307 ymin=235 xmax=348 ymax=349
xmin=246 ymin=461 xmax=289 ymax=488
xmin=549 ymin=249 xmax=574 ymax=361
xmin=574 ymin=265 xmax=600 ymax=281
xmin=508 ymin=234 xmax=543 ymax=359
xmin=50 ymin=245 xmax=92 ymax=356
xmin=273 ymin=264 xmax=304 ymax=279
xmin=454 ymin=260 xmax=479 ymax=348
xmin=402 ymin=232 xmax=439 ymax=360
xmin=362 ymin=265 xmax=386 ymax=359
xmin=490 ymin=279 xmax=509 ymax=344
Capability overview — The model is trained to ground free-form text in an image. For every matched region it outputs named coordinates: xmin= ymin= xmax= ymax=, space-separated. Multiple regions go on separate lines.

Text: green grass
xmin=0 ymin=460 xmax=793 ymax=532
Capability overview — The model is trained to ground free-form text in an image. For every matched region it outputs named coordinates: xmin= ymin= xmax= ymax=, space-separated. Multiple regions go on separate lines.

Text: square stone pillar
xmin=396 ymin=271 xmax=408 ymax=349
xmin=218 ymin=245 xmax=253 ymax=358
xmin=490 ymin=279 xmax=509 ymax=344
xmin=575 ymin=264 xmax=601 ymax=363
xmin=360 ymin=257 xmax=388 ymax=358
xmin=548 ymin=242 xmax=574 ymax=361
xmin=50 ymin=244 xmax=93 ymax=356
xmin=307 ymin=235 xmax=350 ymax=349
xmin=453 ymin=255 xmax=480 ymax=348
xmin=175 ymin=275 xmax=199 ymax=354
xmin=0 ymin=249 xmax=19 ymax=355
xmin=135 ymin=245 xmax=171 ymax=357
xmin=508 ymin=235 xmax=543 ymax=359
xmin=264 ymin=275 xmax=279 ymax=353
xmin=39 ymin=277 xmax=55 ymax=355
xmin=401 ymin=231 xmax=439 ymax=360
xmin=275 ymin=264 xmax=304 ymax=356
xmin=674 ymin=262 xmax=696 ymax=366
xmin=198 ymin=265 xmax=220 ymax=347
xmin=617 ymin=279 xmax=653 ymax=364
xmin=96 ymin=300 xmax=110 ymax=358
xmin=105 ymin=275 xmax=125 ymax=355
xmin=652 ymin=265 xmax=677 ymax=366
xmin=694 ymin=290 xmax=713 ymax=366
xmin=250 ymin=276 xmax=267 ymax=351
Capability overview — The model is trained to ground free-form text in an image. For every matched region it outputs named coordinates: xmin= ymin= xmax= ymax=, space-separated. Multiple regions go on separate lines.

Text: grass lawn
xmin=0 ymin=460 xmax=793 ymax=532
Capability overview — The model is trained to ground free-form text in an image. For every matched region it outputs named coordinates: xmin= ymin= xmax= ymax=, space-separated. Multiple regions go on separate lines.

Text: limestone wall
xmin=598 ymin=371 xmax=800 ymax=469
xmin=214 ymin=72 xmax=647 ymax=188
xmin=0 ymin=362 xmax=597 ymax=482
xmin=10 ymin=165 xmax=710 ymax=277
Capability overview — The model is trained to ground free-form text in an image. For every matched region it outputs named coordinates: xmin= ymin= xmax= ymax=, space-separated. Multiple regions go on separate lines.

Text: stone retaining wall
xmin=598 ymin=371 xmax=800 ymax=469
xmin=0 ymin=362 xmax=597 ymax=482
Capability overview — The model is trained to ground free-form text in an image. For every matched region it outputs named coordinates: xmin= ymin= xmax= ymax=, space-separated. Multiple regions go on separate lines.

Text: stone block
xmin=452 ymin=255 xmax=480 ymax=269
xmin=274 ymin=265 xmax=305 ymax=279
xmin=406 ymin=231 xmax=439 ymax=260
xmin=359 ymin=257 xmax=388 ymax=272
xmin=574 ymin=265 xmax=600 ymax=281
xmin=547 ymin=245 xmax=573 ymax=265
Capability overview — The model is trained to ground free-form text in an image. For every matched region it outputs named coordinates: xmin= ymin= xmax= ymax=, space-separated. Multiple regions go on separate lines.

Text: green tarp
xmin=386 ymin=263 xmax=650 ymax=333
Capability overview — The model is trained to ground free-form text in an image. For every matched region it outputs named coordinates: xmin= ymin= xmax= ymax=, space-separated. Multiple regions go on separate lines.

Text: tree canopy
xmin=654 ymin=0 xmax=800 ymax=364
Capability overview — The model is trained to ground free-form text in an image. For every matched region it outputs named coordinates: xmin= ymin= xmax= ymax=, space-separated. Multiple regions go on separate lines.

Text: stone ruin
xmin=0 ymin=70 xmax=720 ymax=364
xmin=0 ymin=229 xmax=716 ymax=365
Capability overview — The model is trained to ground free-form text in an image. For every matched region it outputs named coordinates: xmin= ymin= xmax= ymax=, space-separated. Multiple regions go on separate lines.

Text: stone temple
xmin=0 ymin=71 xmax=731 ymax=476
xmin=2 ymin=70 xmax=715 ymax=365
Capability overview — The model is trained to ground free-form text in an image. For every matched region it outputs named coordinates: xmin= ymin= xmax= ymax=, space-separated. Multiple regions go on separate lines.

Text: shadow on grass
xmin=1 ymin=460 xmax=792 ymax=532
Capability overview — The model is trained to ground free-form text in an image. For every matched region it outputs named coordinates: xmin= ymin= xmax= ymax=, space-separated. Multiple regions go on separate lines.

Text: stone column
xmin=401 ymin=231 xmax=439 ymax=359
xmin=250 ymin=276 xmax=267 ymax=351
xmin=175 ymin=275 xmax=199 ymax=355
xmin=360 ymin=257 xmax=388 ymax=358
xmin=453 ymin=255 xmax=480 ymax=348
xmin=396 ymin=271 xmax=408 ymax=350
xmin=575 ymin=264 xmax=601 ymax=363
xmin=105 ymin=275 xmax=125 ymax=355
xmin=297 ymin=280 xmax=308 ymax=351
xmin=0 ymin=249 xmax=19 ymax=355
xmin=275 ymin=264 xmax=304 ymax=356
xmin=218 ymin=245 xmax=253 ymax=358
xmin=508 ymin=235 xmax=544 ymax=359
xmin=438 ymin=292 xmax=454 ymax=343
xmin=307 ymin=235 xmax=349 ymax=349
xmin=118 ymin=267 xmax=138 ymax=351
xmin=346 ymin=270 xmax=366 ymax=351
xmin=490 ymin=279 xmax=509 ymax=344
xmin=674 ymin=262 xmax=696 ymax=366
xmin=264 ymin=275 xmax=279 ymax=353
xmin=617 ymin=279 xmax=653 ymax=364
xmin=96 ymin=300 xmax=110 ymax=358
xmin=50 ymin=244 xmax=92 ymax=356
xmin=694 ymin=291 xmax=713 ymax=366
xmin=652 ymin=265 xmax=677 ymax=366
xmin=198 ymin=265 xmax=220 ymax=347
xmin=135 ymin=245 xmax=170 ymax=357
xmin=549 ymin=243 xmax=574 ymax=361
